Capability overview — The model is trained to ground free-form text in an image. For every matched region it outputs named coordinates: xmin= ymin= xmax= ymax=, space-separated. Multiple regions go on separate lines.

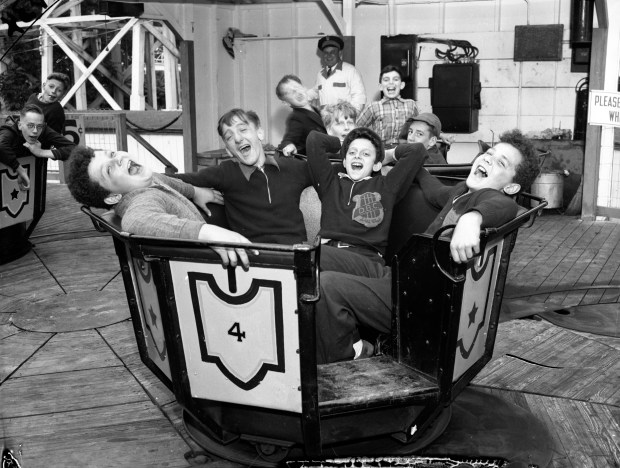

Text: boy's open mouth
xmin=239 ymin=143 xmax=251 ymax=155
xmin=351 ymin=161 xmax=364 ymax=170
xmin=128 ymin=160 xmax=142 ymax=175
xmin=474 ymin=165 xmax=488 ymax=177
xmin=42 ymin=93 xmax=58 ymax=103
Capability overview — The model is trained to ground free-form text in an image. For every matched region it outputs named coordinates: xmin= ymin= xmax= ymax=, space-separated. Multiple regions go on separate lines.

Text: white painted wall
xmin=147 ymin=0 xmax=586 ymax=154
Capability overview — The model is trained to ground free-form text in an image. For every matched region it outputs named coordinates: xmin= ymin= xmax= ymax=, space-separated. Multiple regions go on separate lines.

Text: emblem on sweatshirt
xmin=352 ymin=191 xmax=384 ymax=228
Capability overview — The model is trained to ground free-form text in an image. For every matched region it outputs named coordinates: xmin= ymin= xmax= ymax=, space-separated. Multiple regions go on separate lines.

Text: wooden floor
xmin=1 ymin=184 xmax=619 ymax=467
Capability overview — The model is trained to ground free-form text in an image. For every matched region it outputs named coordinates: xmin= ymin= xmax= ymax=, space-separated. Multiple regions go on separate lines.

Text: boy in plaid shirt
xmin=356 ymin=65 xmax=419 ymax=147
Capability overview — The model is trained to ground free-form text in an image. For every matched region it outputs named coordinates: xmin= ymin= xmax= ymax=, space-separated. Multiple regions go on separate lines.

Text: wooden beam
xmin=180 ymin=41 xmax=197 ymax=172
xmin=139 ymin=3 xmax=185 ymax=42
xmin=110 ymin=44 xmax=124 ymax=107
xmin=53 ymin=26 xmax=131 ymax=97
xmin=67 ymin=17 xmax=138 ymax=108
xmin=141 ymin=21 xmax=180 ymax=59
xmin=126 ymin=127 xmax=178 ymax=173
xmin=41 ymin=15 xmax=133 ymax=25
xmin=41 ymin=29 xmax=53 ymax=81
xmin=47 ymin=18 xmax=138 ymax=110
xmin=145 ymin=34 xmax=156 ymax=109
xmin=581 ymin=27 xmax=606 ymax=220
xmin=162 ymin=26 xmax=178 ymax=110
xmin=116 ymin=113 xmax=128 ymax=152
xmin=594 ymin=0 xmax=608 ymax=29
xmin=342 ymin=0 xmax=354 ymax=36
xmin=70 ymin=3 xmax=88 ymax=109
xmin=42 ymin=23 xmax=122 ymax=110
xmin=131 ymin=22 xmax=146 ymax=110
xmin=320 ymin=0 xmax=346 ymax=36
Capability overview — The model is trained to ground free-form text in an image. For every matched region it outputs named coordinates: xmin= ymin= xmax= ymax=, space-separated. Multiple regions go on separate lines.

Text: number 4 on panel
xmin=228 ymin=322 xmax=246 ymax=342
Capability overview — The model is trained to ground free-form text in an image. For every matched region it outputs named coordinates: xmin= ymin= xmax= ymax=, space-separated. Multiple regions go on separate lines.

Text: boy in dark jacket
xmin=25 ymin=72 xmax=70 ymax=133
xmin=276 ymin=75 xmax=326 ymax=156
xmin=0 ymin=104 xmax=75 ymax=190
xmin=174 ymin=108 xmax=313 ymax=245
xmin=306 ymin=127 xmax=427 ymax=270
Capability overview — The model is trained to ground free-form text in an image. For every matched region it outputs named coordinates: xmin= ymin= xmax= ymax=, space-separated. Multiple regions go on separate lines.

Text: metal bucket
xmin=531 ymin=172 xmax=564 ymax=209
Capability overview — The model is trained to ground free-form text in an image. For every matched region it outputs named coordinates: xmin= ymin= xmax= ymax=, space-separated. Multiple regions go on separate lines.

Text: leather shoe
xmin=355 ymin=339 xmax=375 ymax=359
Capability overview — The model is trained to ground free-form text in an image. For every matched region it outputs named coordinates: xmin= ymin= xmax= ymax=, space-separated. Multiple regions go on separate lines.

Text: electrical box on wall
xmin=380 ymin=35 xmax=418 ymax=100
xmin=430 ymin=63 xmax=480 ymax=133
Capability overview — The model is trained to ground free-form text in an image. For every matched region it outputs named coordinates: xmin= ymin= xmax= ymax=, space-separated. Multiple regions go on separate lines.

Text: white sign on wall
xmin=588 ymin=90 xmax=620 ymax=128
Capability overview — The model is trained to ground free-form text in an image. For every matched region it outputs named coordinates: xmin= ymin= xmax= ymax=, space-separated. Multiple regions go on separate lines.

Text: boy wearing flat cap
xmin=307 ymin=35 xmax=367 ymax=113
xmin=399 ymin=112 xmax=448 ymax=164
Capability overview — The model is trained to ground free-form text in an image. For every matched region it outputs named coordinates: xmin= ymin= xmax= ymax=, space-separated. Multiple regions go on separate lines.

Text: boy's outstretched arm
xmin=450 ymin=211 xmax=482 ymax=263
xmin=449 ymin=192 xmax=519 ymax=263
xmin=305 ymin=130 xmax=341 ymax=193
xmin=198 ymin=224 xmax=252 ymax=270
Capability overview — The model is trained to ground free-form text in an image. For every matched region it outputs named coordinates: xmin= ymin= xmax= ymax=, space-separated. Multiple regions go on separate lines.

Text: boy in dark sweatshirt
xmin=306 ymin=127 xmax=427 ymax=273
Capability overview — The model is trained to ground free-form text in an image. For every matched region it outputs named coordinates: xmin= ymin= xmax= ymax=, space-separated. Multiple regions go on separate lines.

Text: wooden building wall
xmin=147 ymin=0 xmax=586 ymax=154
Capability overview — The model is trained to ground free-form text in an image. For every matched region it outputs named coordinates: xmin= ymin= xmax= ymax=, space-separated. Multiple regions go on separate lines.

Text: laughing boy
xmin=356 ymin=65 xmax=419 ymax=147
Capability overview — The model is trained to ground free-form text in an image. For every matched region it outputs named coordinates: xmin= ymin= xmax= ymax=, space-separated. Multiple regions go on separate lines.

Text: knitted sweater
xmin=174 ymin=155 xmax=312 ymax=244
xmin=115 ymin=174 xmax=205 ymax=239
xmin=307 ymin=131 xmax=427 ymax=254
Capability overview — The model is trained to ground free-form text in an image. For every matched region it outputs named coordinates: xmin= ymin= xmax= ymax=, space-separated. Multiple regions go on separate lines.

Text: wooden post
xmin=116 ymin=113 xmax=128 ymax=152
xmin=40 ymin=29 xmax=53 ymax=82
xmin=71 ymin=3 xmax=87 ymax=109
xmin=145 ymin=33 xmax=156 ymax=109
xmin=163 ymin=26 xmax=178 ymax=110
xmin=131 ymin=22 xmax=146 ymax=110
xmin=110 ymin=44 xmax=124 ymax=108
xmin=581 ymin=27 xmax=606 ymax=220
xmin=180 ymin=41 xmax=197 ymax=172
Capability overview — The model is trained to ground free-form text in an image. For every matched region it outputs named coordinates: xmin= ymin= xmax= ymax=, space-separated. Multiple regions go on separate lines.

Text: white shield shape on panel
xmin=0 ymin=167 xmax=30 ymax=219
xmin=188 ymin=272 xmax=284 ymax=391
xmin=453 ymin=243 xmax=500 ymax=381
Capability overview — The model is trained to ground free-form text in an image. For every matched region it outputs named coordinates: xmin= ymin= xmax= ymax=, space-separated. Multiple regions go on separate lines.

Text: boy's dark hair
xmin=275 ymin=75 xmax=302 ymax=100
xmin=379 ymin=65 xmax=404 ymax=82
xmin=66 ymin=146 xmax=113 ymax=209
xmin=217 ymin=109 xmax=261 ymax=137
xmin=340 ymin=127 xmax=385 ymax=163
xmin=20 ymin=104 xmax=44 ymax=118
xmin=46 ymin=72 xmax=70 ymax=90
xmin=499 ymin=129 xmax=539 ymax=190
xmin=321 ymin=101 xmax=357 ymax=128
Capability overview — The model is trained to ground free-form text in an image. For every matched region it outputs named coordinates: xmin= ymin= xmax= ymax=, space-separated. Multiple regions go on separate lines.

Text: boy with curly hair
xmin=67 ymin=146 xmax=251 ymax=269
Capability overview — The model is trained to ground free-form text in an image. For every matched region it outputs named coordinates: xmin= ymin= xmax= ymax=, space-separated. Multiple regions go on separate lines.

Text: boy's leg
xmin=315 ymin=270 xmax=392 ymax=364
xmin=320 ymin=245 xmax=387 ymax=277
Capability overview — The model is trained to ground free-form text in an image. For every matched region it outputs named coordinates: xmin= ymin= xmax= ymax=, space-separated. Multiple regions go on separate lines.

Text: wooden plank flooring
xmin=1 ymin=184 xmax=619 ymax=467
